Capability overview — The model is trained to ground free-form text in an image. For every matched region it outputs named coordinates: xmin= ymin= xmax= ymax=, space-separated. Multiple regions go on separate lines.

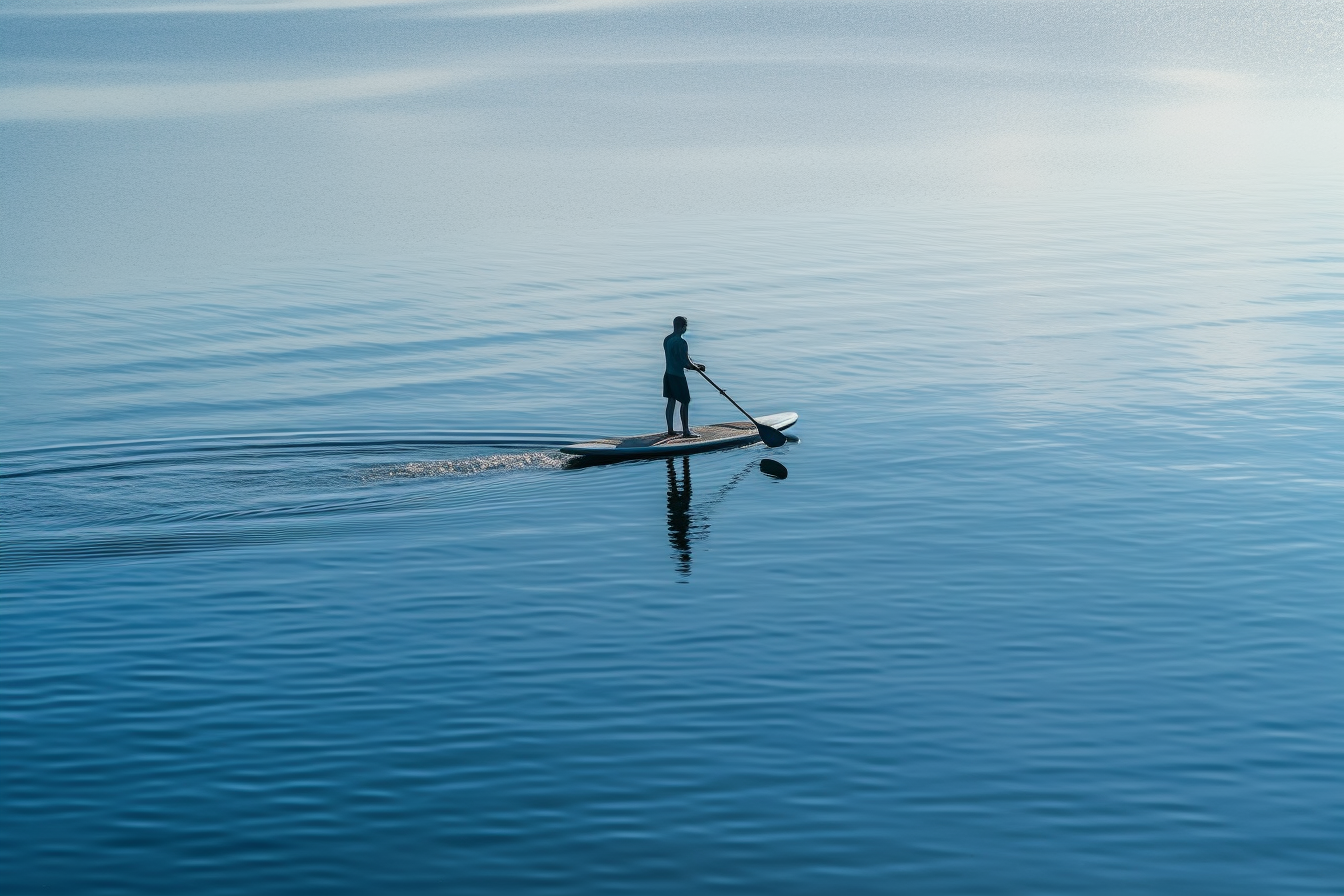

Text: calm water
xmin=3 ymin=2 xmax=1343 ymax=894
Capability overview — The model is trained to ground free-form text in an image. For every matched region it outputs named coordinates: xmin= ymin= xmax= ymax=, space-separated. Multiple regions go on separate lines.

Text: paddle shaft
xmin=683 ymin=367 xmax=787 ymax=448
xmin=693 ymin=368 xmax=759 ymax=422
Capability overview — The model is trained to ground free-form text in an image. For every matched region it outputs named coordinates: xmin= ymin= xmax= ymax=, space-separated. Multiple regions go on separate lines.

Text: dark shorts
xmin=662 ymin=373 xmax=691 ymax=403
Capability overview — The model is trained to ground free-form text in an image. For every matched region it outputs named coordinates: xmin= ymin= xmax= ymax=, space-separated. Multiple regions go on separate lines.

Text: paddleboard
xmin=561 ymin=412 xmax=798 ymax=459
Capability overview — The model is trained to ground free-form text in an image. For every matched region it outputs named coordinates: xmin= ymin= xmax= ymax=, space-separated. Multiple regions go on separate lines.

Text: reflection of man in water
xmin=663 ymin=316 xmax=706 ymax=438
xmin=666 ymin=457 xmax=693 ymax=577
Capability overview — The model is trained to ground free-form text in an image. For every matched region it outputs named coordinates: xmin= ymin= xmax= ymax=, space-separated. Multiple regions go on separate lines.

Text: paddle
xmin=693 ymin=367 xmax=787 ymax=448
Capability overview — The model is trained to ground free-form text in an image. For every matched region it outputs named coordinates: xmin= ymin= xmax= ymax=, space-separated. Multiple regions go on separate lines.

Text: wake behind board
xmin=561 ymin=412 xmax=798 ymax=459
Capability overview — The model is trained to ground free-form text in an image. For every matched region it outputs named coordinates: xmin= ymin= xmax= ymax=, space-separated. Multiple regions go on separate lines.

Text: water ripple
xmin=1 ymin=431 xmax=588 ymax=571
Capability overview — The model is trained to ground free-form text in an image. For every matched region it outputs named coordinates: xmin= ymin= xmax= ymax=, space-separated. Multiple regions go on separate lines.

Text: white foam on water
xmin=363 ymin=451 xmax=567 ymax=481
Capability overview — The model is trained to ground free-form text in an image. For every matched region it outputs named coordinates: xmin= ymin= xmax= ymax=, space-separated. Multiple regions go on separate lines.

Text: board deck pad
xmin=561 ymin=412 xmax=797 ymax=458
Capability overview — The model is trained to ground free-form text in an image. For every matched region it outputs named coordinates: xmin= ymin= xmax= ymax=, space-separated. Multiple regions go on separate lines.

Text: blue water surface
xmin=3 ymin=2 xmax=1343 ymax=894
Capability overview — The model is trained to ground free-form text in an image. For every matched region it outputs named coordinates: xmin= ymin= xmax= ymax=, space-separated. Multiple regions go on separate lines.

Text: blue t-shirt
xmin=664 ymin=333 xmax=692 ymax=377
xmin=661 ymin=335 xmax=693 ymax=378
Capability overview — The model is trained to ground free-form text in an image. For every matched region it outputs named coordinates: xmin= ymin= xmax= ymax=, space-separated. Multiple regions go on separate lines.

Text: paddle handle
xmin=694 ymin=367 xmax=756 ymax=424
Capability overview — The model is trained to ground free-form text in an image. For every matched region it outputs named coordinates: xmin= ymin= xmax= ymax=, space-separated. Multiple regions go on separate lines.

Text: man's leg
xmin=666 ymin=397 xmax=676 ymax=434
xmin=680 ymin=401 xmax=692 ymax=437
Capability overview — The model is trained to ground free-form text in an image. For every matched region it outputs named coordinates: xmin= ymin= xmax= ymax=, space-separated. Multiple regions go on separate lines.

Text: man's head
xmin=673 ymin=316 xmax=688 ymax=333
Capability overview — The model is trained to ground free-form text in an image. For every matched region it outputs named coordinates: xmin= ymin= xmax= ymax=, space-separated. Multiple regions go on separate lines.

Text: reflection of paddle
xmin=694 ymin=367 xmax=787 ymax=448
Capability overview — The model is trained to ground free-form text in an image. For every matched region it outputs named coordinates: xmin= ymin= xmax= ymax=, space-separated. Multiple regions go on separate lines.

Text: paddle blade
xmin=757 ymin=423 xmax=787 ymax=448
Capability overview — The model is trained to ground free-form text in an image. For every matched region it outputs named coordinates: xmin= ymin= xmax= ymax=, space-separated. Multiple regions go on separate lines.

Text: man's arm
xmin=680 ymin=339 xmax=704 ymax=372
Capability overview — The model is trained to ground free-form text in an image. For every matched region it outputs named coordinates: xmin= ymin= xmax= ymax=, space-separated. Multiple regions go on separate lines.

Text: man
xmin=663 ymin=316 xmax=705 ymax=438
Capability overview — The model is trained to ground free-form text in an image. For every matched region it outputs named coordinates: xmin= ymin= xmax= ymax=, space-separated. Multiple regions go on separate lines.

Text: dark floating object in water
xmin=760 ymin=458 xmax=788 ymax=479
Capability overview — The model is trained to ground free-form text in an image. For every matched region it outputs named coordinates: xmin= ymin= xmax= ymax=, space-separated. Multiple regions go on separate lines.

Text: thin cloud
xmin=0 ymin=0 xmax=440 ymax=14
xmin=1149 ymin=68 xmax=1259 ymax=93
xmin=0 ymin=67 xmax=471 ymax=120
xmin=440 ymin=0 xmax=676 ymax=17
xmin=0 ymin=0 xmax=677 ymax=14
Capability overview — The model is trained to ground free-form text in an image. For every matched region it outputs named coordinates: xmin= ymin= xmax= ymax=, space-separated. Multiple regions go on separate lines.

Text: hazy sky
xmin=2 ymin=0 xmax=1340 ymax=293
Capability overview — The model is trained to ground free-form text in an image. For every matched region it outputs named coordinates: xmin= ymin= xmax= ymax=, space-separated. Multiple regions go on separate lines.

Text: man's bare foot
xmin=681 ymin=431 xmax=695 ymax=438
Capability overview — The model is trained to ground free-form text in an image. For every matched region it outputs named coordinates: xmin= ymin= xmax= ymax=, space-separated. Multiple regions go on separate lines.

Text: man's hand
xmin=695 ymin=364 xmax=706 ymax=371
